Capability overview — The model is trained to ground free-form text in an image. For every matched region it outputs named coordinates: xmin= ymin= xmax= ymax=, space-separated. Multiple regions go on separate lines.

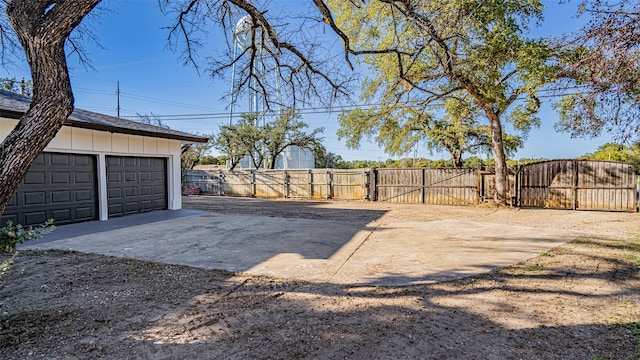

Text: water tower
xmin=228 ymin=15 xmax=314 ymax=170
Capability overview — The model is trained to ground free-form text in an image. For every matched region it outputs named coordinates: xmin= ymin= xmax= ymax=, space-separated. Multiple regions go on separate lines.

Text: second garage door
xmin=106 ymin=156 xmax=167 ymax=218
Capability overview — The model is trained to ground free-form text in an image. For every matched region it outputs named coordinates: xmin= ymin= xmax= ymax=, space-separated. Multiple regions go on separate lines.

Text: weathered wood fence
xmin=519 ymin=159 xmax=637 ymax=211
xmin=182 ymin=169 xmax=370 ymax=200
xmin=183 ymin=160 xmax=638 ymax=212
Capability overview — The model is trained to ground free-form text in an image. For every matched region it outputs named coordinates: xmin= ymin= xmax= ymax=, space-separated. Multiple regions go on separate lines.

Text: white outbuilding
xmin=0 ymin=89 xmax=207 ymax=226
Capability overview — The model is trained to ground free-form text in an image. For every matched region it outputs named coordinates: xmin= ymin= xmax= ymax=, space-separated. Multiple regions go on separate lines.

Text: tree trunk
xmin=485 ymin=108 xmax=508 ymax=206
xmin=0 ymin=0 xmax=101 ymax=217
xmin=451 ymin=149 xmax=463 ymax=168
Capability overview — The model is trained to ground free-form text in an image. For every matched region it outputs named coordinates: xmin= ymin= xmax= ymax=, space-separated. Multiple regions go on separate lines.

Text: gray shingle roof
xmin=0 ymin=89 xmax=207 ymax=143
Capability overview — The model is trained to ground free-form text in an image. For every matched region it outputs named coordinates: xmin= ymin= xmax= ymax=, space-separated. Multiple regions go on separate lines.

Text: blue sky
xmin=0 ymin=0 xmax=614 ymax=162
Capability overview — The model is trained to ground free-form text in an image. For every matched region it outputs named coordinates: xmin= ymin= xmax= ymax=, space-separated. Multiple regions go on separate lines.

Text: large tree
xmin=554 ymin=1 xmax=640 ymax=141
xmin=214 ymin=113 xmax=263 ymax=170
xmin=338 ymin=97 xmax=523 ymax=168
xmin=0 ymin=0 xmax=348 ymax=218
xmin=214 ymin=110 xmax=323 ymax=169
xmin=261 ymin=109 xmax=323 ymax=169
xmin=323 ymin=0 xmax=555 ymax=204
xmin=0 ymin=0 xmax=102 ymax=218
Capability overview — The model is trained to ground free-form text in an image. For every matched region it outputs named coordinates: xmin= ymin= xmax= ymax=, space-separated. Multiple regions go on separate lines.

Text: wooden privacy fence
xmin=519 ymin=159 xmax=638 ymax=212
xmin=183 ymin=160 xmax=638 ymax=212
xmin=182 ymin=169 xmax=370 ymax=200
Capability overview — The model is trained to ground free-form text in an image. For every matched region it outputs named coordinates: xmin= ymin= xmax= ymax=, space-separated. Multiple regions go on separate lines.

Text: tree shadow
xmin=0 ymin=243 xmax=637 ymax=359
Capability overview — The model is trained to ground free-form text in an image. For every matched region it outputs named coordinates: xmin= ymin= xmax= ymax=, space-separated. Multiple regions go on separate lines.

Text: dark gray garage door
xmin=1 ymin=152 xmax=98 ymax=226
xmin=106 ymin=156 xmax=167 ymax=218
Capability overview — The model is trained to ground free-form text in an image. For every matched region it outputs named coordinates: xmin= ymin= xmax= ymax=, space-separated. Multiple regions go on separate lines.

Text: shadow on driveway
xmin=22 ymin=197 xmax=577 ymax=286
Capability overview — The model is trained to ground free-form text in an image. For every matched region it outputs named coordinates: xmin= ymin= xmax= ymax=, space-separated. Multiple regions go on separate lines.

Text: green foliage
xmin=328 ymin=0 xmax=555 ymax=202
xmin=581 ymin=142 xmax=640 ymax=173
xmin=214 ymin=113 xmax=262 ymax=169
xmin=214 ymin=110 xmax=323 ymax=170
xmin=314 ymin=143 xmax=346 ymax=168
xmin=197 ymin=155 xmax=223 ymax=165
xmin=554 ymin=1 xmax=640 ymax=141
xmin=1 ymin=219 xmax=55 ymax=254
xmin=261 ymin=109 xmax=324 ymax=169
xmin=181 ymin=134 xmax=214 ymax=170
xmin=1 ymin=219 xmax=55 ymax=290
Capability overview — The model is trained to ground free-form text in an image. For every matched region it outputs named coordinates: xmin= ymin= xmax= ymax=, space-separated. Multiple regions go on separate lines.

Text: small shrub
xmin=0 ymin=219 xmax=55 ymax=290
xmin=0 ymin=219 xmax=55 ymax=254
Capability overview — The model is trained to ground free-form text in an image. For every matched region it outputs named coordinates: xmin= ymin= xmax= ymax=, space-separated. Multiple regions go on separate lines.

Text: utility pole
xmin=116 ymin=81 xmax=120 ymax=118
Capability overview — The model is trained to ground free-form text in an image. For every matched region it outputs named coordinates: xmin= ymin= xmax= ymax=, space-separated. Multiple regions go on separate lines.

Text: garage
xmin=1 ymin=152 xmax=98 ymax=226
xmin=106 ymin=156 xmax=167 ymax=217
xmin=0 ymin=89 xmax=207 ymax=226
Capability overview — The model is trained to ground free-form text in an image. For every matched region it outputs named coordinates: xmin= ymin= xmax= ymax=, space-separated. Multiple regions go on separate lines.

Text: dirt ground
xmin=1 ymin=196 xmax=639 ymax=359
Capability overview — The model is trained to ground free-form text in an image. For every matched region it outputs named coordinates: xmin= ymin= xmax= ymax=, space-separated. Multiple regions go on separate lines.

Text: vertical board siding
xmin=254 ymin=171 xmax=287 ymax=198
xmin=376 ymin=168 xmax=479 ymax=205
xmin=519 ymin=160 xmax=637 ymax=212
xmin=576 ymin=160 xmax=637 ymax=211
xmin=376 ymin=169 xmax=423 ymax=203
xmin=183 ymin=160 xmax=637 ymax=212
xmin=182 ymin=168 xmax=369 ymax=200
xmin=330 ymin=169 xmax=369 ymax=200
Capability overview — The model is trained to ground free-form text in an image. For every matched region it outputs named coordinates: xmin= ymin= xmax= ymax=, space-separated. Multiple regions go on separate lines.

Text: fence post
xmin=308 ymin=169 xmax=312 ymax=199
xmin=251 ymin=169 xmax=256 ymax=197
xmin=325 ymin=169 xmax=331 ymax=199
xmin=421 ymin=168 xmax=426 ymax=204
xmin=369 ymin=168 xmax=377 ymax=201
xmin=515 ymin=163 xmax=520 ymax=207
xmin=284 ymin=170 xmax=289 ymax=198
xmin=571 ymin=159 xmax=580 ymax=210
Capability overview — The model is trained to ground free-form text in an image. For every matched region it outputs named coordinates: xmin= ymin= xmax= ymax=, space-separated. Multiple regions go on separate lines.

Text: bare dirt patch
xmin=1 ymin=197 xmax=639 ymax=359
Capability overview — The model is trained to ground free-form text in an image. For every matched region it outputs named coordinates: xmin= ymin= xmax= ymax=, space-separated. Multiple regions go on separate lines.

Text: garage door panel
xmin=139 ymin=172 xmax=151 ymax=182
xmin=1 ymin=213 xmax=18 ymax=225
xmin=51 ymin=154 xmax=70 ymax=165
xmin=125 ymin=202 xmax=138 ymax=213
xmin=51 ymin=172 xmax=70 ymax=184
xmin=76 ymin=207 xmax=94 ymax=221
xmin=24 ymin=171 xmax=45 ymax=185
xmin=75 ymin=172 xmax=92 ymax=184
xmin=74 ymin=156 xmax=90 ymax=166
xmin=51 ymin=191 xmax=70 ymax=203
xmin=1 ymin=153 xmax=98 ymax=226
xmin=108 ymin=188 xmax=122 ymax=199
xmin=75 ymin=189 xmax=93 ymax=201
xmin=24 ymin=211 xmax=47 ymax=225
xmin=107 ymin=172 xmax=121 ymax=183
xmin=108 ymin=203 xmax=123 ymax=217
xmin=24 ymin=192 xmax=45 ymax=205
xmin=52 ymin=209 xmax=71 ymax=222
xmin=107 ymin=156 xmax=167 ymax=218
xmin=152 ymin=185 xmax=164 ymax=195
xmin=139 ymin=200 xmax=153 ymax=212
xmin=107 ymin=157 xmax=121 ymax=166
xmin=152 ymin=198 xmax=165 ymax=209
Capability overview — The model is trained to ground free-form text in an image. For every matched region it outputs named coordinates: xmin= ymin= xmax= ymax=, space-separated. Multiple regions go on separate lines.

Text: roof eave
xmin=0 ymin=109 xmax=208 ymax=143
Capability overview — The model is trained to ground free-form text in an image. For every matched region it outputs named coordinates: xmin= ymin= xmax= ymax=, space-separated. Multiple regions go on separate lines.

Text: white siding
xmin=71 ymin=127 xmax=93 ymax=150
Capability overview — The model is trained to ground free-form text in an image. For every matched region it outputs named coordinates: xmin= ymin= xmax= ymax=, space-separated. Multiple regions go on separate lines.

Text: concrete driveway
xmin=22 ymin=200 xmax=578 ymax=286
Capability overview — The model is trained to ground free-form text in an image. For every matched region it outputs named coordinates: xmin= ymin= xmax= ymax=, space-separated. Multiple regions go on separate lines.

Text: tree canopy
xmin=326 ymin=0 xmax=555 ymax=204
xmin=554 ymin=1 xmax=640 ymax=141
xmin=214 ymin=110 xmax=323 ymax=170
